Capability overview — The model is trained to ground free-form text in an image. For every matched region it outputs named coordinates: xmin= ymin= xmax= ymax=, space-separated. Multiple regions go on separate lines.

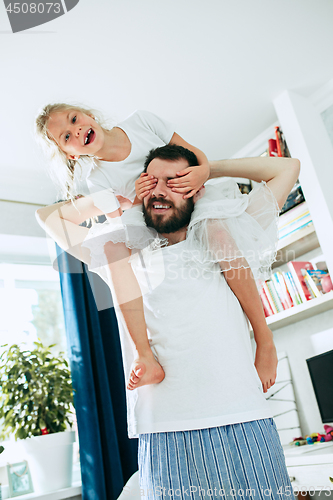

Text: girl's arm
xmin=168 ymin=132 xmax=210 ymax=198
xmin=116 ymin=195 xmax=133 ymax=211
xmin=36 ymin=197 xmax=122 ymax=264
xmin=214 ymin=158 xmax=300 ymax=392
xmin=221 ymin=265 xmax=278 ymax=394
xmin=169 ymin=155 xmax=300 ymax=209
xmin=135 ymin=132 xmax=211 ymax=202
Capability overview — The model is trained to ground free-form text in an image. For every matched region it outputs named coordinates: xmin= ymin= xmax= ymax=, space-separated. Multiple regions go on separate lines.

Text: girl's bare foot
xmin=127 ymin=353 xmax=165 ymax=390
xmin=254 ymin=341 xmax=278 ymax=393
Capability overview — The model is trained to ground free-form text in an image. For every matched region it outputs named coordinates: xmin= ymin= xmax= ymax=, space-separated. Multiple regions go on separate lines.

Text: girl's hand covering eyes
xmin=166 ymin=163 xmax=210 ymax=199
xmin=135 ymin=173 xmax=157 ymax=201
xmin=193 ymin=185 xmax=206 ymax=204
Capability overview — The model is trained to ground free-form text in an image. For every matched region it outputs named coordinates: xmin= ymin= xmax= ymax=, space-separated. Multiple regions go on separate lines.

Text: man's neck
xmin=161 ymin=227 xmax=187 ymax=246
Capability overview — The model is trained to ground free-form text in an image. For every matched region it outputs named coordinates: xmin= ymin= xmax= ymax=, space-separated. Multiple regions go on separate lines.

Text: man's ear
xmin=193 ymin=185 xmax=206 ymax=204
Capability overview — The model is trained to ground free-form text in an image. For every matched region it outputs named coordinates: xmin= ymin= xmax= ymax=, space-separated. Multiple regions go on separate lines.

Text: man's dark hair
xmin=143 ymin=144 xmax=198 ymax=173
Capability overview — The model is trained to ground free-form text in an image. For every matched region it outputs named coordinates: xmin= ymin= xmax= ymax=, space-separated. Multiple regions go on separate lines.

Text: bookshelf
xmin=251 ymin=86 xmax=333 ymax=441
xmin=273 ymin=224 xmax=320 ymax=269
xmin=259 ymin=196 xmax=332 ymax=326
xmin=233 ymin=92 xmax=333 ymax=334
xmin=250 ymin=291 xmax=333 ymax=333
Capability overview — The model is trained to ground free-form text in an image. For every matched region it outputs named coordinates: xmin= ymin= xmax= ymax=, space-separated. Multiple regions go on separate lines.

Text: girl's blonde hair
xmin=35 ymin=103 xmax=110 ymax=201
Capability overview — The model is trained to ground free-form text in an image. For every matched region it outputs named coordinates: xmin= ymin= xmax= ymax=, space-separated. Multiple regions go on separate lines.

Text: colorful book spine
xmin=275 ymin=126 xmax=291 ymax=158
xmin=259 ymin=266 xmax=316 ymax=315
xmin=302 ymin=270 xmax=321 ymax=298
xmin=275 ymin=272 xmax=294 ymax=308
xmin=283 ymin=272 xmax=302 ymax=305
xmin=268 ymin=139 xmax=278 ymax=157
xmin=287 ymin=261 xmax=313 ymax=302
xmin=260 ymin=288 xmax=274 ymax=317
xmin=271 ymin=273 xmax=288 ymax=310
xmin=287 ymin=272 xmax=303 ymax=304
xmin=279 ymin=212 xmax=311 ymax=235
xmin=263 ymin=281 xmax=278 ymax=314
xmin=278 ymin=201 xmax=313 ymax=240
xmin=266 ymin=280 xmax=284 ymax=313
xmin=275 ymin=127 xmax=283 ymax=157
xmin=279 ymin=220 xmax=313 ymax=240
xmin=306 ymin=270 xmax=327 ymax=295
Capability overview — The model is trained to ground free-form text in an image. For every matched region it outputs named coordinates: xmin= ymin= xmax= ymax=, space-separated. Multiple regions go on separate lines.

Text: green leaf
xmin=0 ymin=341 xmax=74 ymax=439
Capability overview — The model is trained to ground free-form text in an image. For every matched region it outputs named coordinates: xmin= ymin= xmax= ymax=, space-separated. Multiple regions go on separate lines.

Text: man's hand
xmin=135 ymin=173 xmax=157 ymax=201
xmin=167 ymin=163 xmax=210 ymax=199
xmin=254 ymin=338 xmax=278 ymax=394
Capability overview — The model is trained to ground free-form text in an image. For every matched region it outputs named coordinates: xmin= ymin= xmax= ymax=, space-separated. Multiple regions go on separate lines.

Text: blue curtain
xmin=57 ymin=247 xmax=138 ymax=500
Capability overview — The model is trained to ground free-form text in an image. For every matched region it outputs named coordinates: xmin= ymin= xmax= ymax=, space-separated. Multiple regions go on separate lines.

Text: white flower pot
xmin=20 ymin=430 xmax=76 ymax=494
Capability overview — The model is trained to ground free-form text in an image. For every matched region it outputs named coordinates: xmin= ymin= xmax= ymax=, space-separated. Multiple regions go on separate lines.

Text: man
xmin=37 ymin=143 xmax=300 ymax=499
xmin=106 ymin=144 xmax=300 ymax=499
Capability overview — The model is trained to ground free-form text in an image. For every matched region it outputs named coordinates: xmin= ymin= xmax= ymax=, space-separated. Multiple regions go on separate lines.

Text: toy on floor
xmin=289 ymin=425 xmax=333 ymax=446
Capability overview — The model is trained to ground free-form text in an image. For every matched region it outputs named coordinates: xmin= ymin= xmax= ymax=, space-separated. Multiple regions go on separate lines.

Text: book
xmin=260 ymin=288 xmax=274 ymax=317
xmin=275 ymin=127 xmax=283 ymax=157
xmin=278 ymin=201 xmax=309 ymax=226
xmin=287 ymin=261 xmax=314 ymax=302
xmin=268 ymin=138 xmax=278 ymax=157
xmin=279 ymin=272 xmax=296 ymax=306
xmin=284 ymin=271 xmax=302 ymax=305
xmin=263 ymin=281 xmax=278 ymax=314
xmin=302 ymin=271 xmax=317 ymax=299
xmin=290 ymin=272 xmax=303 ymax=304
xmin=306 ymin=269 xmax=328 ymax=295
xmin=278 ymin=201 xmax=312 ymax=240
xmin=275 ymin=126 xmax=291 ymax=158
xmin=271 ymin=273 xmax=289 ymax=310
xmin=266 ymin=280 xmax=284 ymax=313
xmin=275 ymin=272 xmax=294 ymax=308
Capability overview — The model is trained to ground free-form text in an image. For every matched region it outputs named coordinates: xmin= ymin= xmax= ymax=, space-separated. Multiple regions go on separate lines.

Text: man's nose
xmin=153 ymin=180 xmax=167 ymax=198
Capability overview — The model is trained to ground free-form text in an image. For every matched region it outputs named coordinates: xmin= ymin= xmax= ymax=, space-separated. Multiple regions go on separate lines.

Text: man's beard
xmin=143 ymin=197 xmax=194 ymax=234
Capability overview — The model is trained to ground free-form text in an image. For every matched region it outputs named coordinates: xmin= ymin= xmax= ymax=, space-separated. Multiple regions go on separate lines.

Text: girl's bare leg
xmin=105 ymin=241 xmax=165 ymax=390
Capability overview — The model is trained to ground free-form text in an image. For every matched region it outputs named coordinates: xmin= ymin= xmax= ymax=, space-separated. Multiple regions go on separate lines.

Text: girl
xmin=35 ymin=104 xmax=291 ymax=395
xmin=35 ymin=104 xmax=210 ymax=392
xmin=35 ymin=105 xmax=209 ymax=205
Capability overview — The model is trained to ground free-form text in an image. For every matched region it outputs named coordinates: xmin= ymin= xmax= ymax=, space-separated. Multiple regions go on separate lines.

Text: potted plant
xmin=0 ymin=341 xmax=76 ymax=494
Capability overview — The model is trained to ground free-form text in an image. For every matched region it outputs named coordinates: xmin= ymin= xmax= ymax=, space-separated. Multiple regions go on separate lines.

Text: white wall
xmin=1 ymin=0 xmax=333 ymax=205
xmin=273 ymin=309 xmax=333 ymax=437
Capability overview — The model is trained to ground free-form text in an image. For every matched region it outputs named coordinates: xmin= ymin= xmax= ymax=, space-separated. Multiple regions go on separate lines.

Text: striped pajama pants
xmin=138 ymin=418 xmax=293 ymax=500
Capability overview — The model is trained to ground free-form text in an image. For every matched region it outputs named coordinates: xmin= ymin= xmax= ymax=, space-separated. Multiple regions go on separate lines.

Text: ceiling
xmin=1 ymin=0 xmax=333 ymax=208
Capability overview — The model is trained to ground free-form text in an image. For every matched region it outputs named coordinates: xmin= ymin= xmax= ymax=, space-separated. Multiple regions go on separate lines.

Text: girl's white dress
xmin=84 ymin=108 xmax=280 ymax=280
xmin=83 ymin=179 xmax=280 ymax=283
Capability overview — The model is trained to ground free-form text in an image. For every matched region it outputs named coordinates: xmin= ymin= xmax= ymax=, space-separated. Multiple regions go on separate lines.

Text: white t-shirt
xmin=86 ymin=110 xmax=175 ymax=211
xmin=121 ymin=242 xmax=273 ymax=438
xmin=83 ymin=180 xmax=279 ymax=439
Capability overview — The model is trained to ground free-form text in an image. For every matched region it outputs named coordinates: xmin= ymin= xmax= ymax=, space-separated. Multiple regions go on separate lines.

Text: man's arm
xmin=209 ymin=156 xmax=300 ymax=210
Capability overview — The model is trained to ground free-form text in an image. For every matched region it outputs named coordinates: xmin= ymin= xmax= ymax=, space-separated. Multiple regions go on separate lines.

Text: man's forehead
xmin=146 ymin=158 xmax=188 ymax=178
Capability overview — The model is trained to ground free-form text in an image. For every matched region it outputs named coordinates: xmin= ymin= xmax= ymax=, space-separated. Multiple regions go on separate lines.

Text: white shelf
xmin=2 ymin=482 xmax=81 ymax=500
xmin=263 ymin=291 xmax=333 ymax=331
xmin=273 ymin=224 xmax=320 ymax=268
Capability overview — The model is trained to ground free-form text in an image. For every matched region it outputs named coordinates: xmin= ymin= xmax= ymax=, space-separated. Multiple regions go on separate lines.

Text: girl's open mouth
xmin=84 ymin=128 xmax=95 ymax=145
